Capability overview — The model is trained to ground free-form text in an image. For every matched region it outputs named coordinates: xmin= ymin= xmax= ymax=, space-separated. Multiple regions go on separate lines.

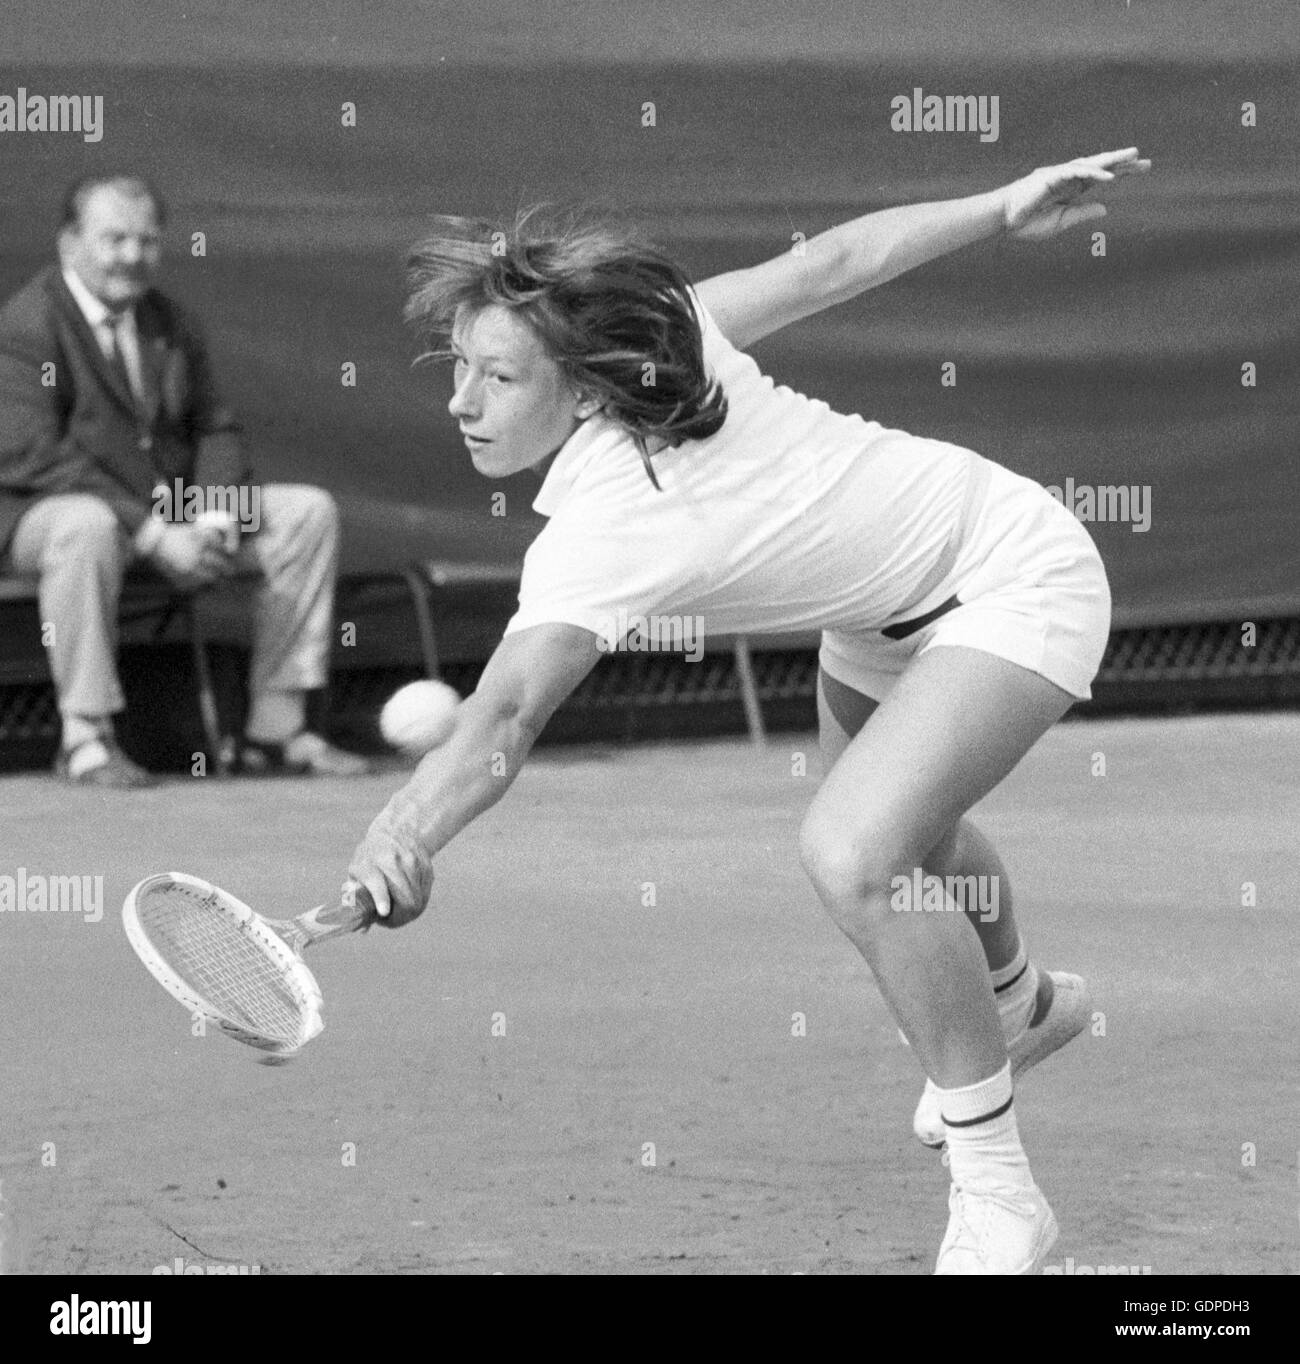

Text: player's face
xmin=59 ymin=184 xmax=163 ymax=310
xmin=447 ymin=304 xmax=590 ymax=478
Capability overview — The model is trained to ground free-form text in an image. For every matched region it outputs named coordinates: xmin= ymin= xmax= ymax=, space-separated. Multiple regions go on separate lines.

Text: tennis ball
xmin=379 ymin=680 xmax=461 ymax=754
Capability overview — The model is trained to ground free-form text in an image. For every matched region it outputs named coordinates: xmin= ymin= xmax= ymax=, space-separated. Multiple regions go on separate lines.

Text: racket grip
xmin=339 ymin=884 xmax=380 ymax=930
xmin=300 ymin=884 xmax=379 ymax=940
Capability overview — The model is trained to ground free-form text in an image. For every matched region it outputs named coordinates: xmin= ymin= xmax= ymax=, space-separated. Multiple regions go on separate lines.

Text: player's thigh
xmin=801 ymin=645 xmax=1074 ymax=899
xmin=816 ymin=666 xmax=879 ymax=769
xmin=819 ymin=666 xmax=975 ymax=872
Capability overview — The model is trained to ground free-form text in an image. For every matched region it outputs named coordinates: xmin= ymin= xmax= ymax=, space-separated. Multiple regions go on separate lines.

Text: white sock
xmin=937 ymin=1062 xmax=1034 ymax=1193
xmin=991 ymin=941 xmax=1039 ymax=1042
xmin=66 ymin=737 xmax=111 ymax=779
xmin=61 ymin=713 xmax=107 ymax=753
xmin=246 ymin=690 xmax=306 ymax=745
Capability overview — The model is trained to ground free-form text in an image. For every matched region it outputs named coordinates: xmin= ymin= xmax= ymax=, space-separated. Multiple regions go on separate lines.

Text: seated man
xmin=0 ymin=172 xmax=367 ymax=786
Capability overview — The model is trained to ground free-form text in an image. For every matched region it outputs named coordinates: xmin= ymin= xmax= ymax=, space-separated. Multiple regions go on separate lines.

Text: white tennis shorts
xmin=820 ymin=456 xmax=1112 ymax=702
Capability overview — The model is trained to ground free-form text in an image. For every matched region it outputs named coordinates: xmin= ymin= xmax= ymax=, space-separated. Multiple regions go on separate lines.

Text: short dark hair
xmin=60 ymin=173 xmax=168 ymax=232
xmin=406 ymin=205 xmax=727 ymax=488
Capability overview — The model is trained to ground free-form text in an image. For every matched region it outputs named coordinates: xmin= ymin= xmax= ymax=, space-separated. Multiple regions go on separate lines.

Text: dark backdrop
xmin=2 ymin=1 xmax=1297 ymax=629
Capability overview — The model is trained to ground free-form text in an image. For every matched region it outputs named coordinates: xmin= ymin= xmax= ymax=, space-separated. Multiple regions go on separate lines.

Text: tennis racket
xmin=122 ymin=872 xmax=378 ymax=1061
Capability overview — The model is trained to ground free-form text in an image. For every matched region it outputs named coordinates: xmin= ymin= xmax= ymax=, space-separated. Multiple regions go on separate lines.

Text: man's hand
xmin=1002 ymin=147 xmax=1150 ymax=240
xmin=345 ymin=803 xmax=434 ymax=928
xmin=148 ymin=521 xmax=236 ymax=590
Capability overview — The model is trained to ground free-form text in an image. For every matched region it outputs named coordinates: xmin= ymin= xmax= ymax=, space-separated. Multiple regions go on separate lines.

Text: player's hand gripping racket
xmin=122 ymin=872 xmax=378 ymax=1061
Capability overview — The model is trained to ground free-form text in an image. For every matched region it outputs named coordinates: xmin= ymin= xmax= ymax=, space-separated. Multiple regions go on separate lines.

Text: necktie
xmin=102 ymin=312 xmax=137 ymax=404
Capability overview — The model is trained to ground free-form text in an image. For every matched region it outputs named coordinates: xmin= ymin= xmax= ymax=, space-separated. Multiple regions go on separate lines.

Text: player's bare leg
xmin=817 ymin=670 xmax=1019 ymax=967
xmin=801 ymin=647 xmax=1075 ymax=1271
xmin=818 ymin=668 xmax=1090 ymax=1148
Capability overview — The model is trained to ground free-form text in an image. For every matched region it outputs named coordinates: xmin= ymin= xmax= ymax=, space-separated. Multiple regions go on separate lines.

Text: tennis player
xmin=348 ymin=147 xmax=1149 ymax=1273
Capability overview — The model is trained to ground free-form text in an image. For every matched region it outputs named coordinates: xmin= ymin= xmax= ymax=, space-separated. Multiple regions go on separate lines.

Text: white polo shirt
xmin=504 ymin=296 xmax=974 ymax=649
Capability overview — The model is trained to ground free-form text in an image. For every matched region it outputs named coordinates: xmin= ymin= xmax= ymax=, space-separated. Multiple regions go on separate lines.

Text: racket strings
xmin=137 ymin=885 xmax=307 ymax=1045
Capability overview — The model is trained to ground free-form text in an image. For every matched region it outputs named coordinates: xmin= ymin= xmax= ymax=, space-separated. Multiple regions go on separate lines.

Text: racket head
xmin=122 ymin=872 xmax=324 ymax=1057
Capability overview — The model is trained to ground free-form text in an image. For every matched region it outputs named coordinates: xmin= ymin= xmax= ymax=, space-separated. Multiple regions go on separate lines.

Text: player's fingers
xmin=1080 ymin=146 xmax=1140 ymax=168
xmin=389 ymin=849 xmax=432 ymax=927
xmin=1059 ymin=163 xmax=1115 ymax=185
xmin=1060 ymin=203 xmax=1107 ymax=231
xmin=386 ymin=851 xmax=428 ymax=925
xmin=1079 ymin=150 xmax=1150 ymax=180
xmin=348 ymin=872 xmax=391 ymax=919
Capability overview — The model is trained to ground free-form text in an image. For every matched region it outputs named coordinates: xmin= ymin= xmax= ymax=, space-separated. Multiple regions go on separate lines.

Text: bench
xmin=0 ymin=569 xmax=230 ymax=773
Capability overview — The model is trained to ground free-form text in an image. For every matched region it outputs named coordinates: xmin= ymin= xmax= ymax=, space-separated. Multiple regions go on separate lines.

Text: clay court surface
xmin=2 ymin=712 xmax=1295 ymax=1275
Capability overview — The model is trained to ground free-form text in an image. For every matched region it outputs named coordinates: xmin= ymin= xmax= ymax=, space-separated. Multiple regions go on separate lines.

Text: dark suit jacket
xmin=0 ymin=266 xmax=252 ymax=556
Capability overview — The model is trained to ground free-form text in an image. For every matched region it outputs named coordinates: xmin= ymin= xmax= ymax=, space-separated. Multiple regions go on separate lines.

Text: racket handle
xmin=295 ymin=885 xmax=379 ymax=944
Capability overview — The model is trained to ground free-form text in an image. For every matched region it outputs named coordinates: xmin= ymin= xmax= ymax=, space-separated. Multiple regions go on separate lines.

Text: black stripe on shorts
xmin=880 ymin=593 xmax=962 ymax=641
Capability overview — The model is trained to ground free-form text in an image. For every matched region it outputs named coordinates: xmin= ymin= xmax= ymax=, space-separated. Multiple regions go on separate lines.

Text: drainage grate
xmin=1100 ymin=617 xmax=1298 ymax=682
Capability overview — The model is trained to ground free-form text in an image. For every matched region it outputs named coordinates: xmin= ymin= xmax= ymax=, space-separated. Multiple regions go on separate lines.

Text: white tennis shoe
xmin=934 ymin=1181 xmax=1059 ymax=1274
xmin=913 ymin=972 xmax=1091 ymax=1148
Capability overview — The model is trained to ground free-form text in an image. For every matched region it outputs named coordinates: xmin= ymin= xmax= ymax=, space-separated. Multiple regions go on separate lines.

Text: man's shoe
xmin=935 ymin=1182 xmax=1058 ymax=1275
xmin=913 ymin=972 xmax=1091 ymax=1147
xmin=236 ymin=731 xmax=371 ymax=777
xmin=53 ymin=736 xmax=156 ymax=788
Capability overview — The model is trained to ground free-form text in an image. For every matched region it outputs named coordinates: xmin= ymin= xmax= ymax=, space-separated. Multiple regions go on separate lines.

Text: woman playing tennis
xmin=347 ymin=146 xmax=1149 ymax=1274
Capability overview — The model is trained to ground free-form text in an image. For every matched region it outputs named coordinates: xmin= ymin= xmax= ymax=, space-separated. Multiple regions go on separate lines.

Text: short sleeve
xmin=688 ymin=289 xmax=728 ymax=371
xmin=503 ymin=507 xmax=696 ymax=649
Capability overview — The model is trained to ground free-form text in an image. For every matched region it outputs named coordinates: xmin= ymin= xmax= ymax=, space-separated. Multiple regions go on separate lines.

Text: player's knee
xmin=798 ymin=816 xmax=895 ymax=909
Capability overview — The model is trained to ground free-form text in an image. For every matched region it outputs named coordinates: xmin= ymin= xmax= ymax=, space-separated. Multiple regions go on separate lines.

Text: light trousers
xmin=5 ymin=485 xmax=339 ymax=718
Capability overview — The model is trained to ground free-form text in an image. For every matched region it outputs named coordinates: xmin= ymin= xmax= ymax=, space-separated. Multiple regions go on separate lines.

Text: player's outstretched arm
xmin=346 ymin=622 xmax=602 ymax=924
xmin=697 ymin=147 xmax=1149 ymax=349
